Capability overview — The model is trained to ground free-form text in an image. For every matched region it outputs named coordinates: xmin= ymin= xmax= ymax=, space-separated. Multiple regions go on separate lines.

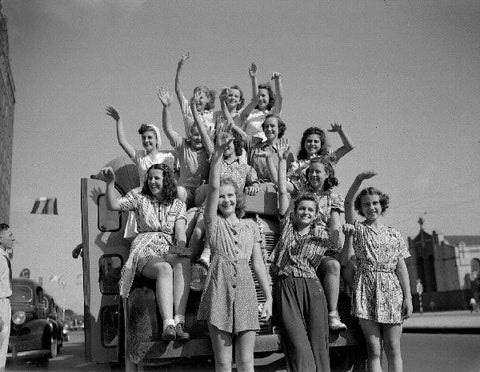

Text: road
xmin=7 ymin=331 xmax=480 ymax=371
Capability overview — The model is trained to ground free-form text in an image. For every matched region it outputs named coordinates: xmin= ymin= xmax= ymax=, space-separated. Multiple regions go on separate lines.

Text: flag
xmin=50 ymin=274 xmax=63 ymax=282
xmin=31 ymin=197 xmax=58 ymax=215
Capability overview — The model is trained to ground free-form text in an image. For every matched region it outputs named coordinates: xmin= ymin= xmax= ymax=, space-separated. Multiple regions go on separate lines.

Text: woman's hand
xmin=260 ymin=298 xmax=273 ymax=321
xmin=277 ymin=137 xmax=290 ymax=160
xmin=157 ymin=87 xmax=173 ymax=107
xmin=178 ymin=51 xmax=190 ymax=67
xmin=342 ymin=223 xmax=355 ymax=237
xmin=271 ymin=71 xmax=282 ymax=81
xmin=215 ymin=129 xmax=234 ymax=151
xmin=328 ymin=122 xmax=343 ymax=133
xmin=244 ymin=184 xmax=260 ymax=196
xmin=357 ymin=170 xmax=377 ymax=181
xmin=249 ymin=62 xmax=257 ymax=79
xmin=106 ymin=106 xmax=120 ymax=122
xmin=402 ymin=296 xmax=413 ymax=320
xmin=101 ymin=167 xmax=115 ymax=183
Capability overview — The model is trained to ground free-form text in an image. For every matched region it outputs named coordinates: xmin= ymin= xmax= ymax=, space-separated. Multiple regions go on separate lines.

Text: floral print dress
xmin=352 ymin=221 xmax=410 ymax=324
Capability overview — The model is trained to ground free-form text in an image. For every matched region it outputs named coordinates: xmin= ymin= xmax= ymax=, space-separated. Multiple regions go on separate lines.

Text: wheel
xmin=47 ymin=334 xmax=58 ymax=358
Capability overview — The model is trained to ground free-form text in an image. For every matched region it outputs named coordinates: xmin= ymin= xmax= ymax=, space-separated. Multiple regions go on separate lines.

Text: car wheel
xmin=48 ymin=335 xmax=58 ymax=358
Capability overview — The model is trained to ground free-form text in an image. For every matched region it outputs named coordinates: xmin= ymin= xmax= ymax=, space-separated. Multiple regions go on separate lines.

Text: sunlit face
xmin=189 ymin=126 xmax=204 ymax=150
xmin=194 ymin=89 xmax=209 ymax=112
xmin=223 ymin=140 xmax=235 ymax=159
xmin=262 ymin=116 xmax=279 ymax=142
xmin=147 ymin=169 xmax=164 ymax=197
xmin=227 ymin=88 xmax=241 ymax=110
xmin=304 ymin=134 xmax=322 ymax=157
xmin=0 ymin=228 xmax=14 ymax=251
xmin=307 ymin=162 xmax=327 ymax=190
xmin=257 ymin=88 xmax=270 ymax=110
xmin=218 ymin=184 xmax=237 ymax=217
xmin=295 ymin=200 xmax=317 ymax=227
xmin=141 ymin=130 xmax=157 ymax=153
xmin=360 ymin=194 xmax=382 ymax=222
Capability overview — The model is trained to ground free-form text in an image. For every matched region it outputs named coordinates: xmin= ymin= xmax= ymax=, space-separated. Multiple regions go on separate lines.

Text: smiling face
xmin=194 ymin=89 xmax=209 ymax=112
xmin=307 ymin=162 xmax=328 ymax=191
xmin=147 ymin=169 xmax=164 ymax=198
xmin=304 ymin=134 xmax=322 ymax=158
xmin=218 ymin=184 xmax=237 ymax=217
xmin=189 ymin=126 xmax=204 ymax=150
xmin=262 ymin=116 xmax=279 ymax=142
xmin=360 ymin=194 xmax=382 ymax=223
xmin=257 ymin=88 xmax=270 ymax=110
xmin=226 ymin=88 xmax=241 ymax=110
xmin=141 ymin=130 xmax=157 ymax=153
xmin=295 ymin=200 xmax=317 ymax=228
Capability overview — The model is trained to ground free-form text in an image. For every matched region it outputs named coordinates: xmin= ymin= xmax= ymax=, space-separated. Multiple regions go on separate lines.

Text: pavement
xmin=403 ymin=310 xmax=480 ymax=333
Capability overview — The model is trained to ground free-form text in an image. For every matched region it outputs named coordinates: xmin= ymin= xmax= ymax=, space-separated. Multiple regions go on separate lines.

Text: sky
xmin=3 ymin=0 xmax=480 ymax=313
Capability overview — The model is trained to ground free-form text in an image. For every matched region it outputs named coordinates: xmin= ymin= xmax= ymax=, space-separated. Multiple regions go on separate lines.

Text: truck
xmin=80 ymin=155 xmax=365 ymax=371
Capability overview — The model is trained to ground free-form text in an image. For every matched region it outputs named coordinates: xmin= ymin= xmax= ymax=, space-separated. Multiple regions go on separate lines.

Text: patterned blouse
xmin=268 ymin=211 xmax=329 ymax=278
xmin=220 ymin=158 xmax=258 ymax=191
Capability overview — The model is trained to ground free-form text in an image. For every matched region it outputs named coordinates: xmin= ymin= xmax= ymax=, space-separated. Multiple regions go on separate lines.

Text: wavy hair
xmin=219 ymin=177 xmax=246 ymax=218
xmin=354 ymin=187 xmax=390 ymax=217
xmin=297 ymin=127 xmax=327 ymax=161
xmin=293 ymin=192 xmax=319 ymax=215
xmin=261 ymin=113 xmax=287 ymax=139
xmin=141 ymin=164 xmax=178 ymax=204
xmin=305 ymin=157 xmax=338 ymax=192
xmin=256 ymin=83 xmax=276 ymax=111
xmin=193 ymin=85 xmax=217 ymax=111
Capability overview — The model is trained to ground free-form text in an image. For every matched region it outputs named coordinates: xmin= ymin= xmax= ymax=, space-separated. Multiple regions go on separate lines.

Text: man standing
xmin=0 ymin=223 xmax=13 ymax=371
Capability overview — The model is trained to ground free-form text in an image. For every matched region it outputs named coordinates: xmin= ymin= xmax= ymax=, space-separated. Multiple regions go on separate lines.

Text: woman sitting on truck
xmin=196 ymin=128 xmax=272 ymax=372
xmin=102 ymin=164 xmax=191 ymax=342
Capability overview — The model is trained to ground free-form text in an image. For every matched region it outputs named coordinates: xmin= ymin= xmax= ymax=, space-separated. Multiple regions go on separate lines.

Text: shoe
xmin=161 ymin=325 xmax=176 ymax=341
xmin=329 ymin=313 xmax=347 ymax=332
xmin=175 ymin=323 xmax=190 ymax=341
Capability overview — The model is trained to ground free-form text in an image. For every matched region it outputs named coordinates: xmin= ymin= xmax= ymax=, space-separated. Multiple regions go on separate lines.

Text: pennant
xmin=31 ymin=197 xmax=58 ymax=215
xmin=49 ymin=274 xmax=63 ymax=282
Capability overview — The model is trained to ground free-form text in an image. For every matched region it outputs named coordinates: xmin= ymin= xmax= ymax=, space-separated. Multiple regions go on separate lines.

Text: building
xmin=0 ymin=1 xmax=15 ymax=224
xmin=407 ymin=218 xmax=480 ymax=310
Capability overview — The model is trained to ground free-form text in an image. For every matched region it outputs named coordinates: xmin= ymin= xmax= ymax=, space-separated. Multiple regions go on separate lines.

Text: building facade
xmin=407 ymin=219 xmax=480 ymax=310
xmin=0 ymin=2 xmax=15 ymax=224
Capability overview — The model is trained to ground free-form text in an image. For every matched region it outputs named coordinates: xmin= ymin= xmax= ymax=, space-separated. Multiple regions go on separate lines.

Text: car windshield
xmin=11 ymin=284 xmax=33 ymax=303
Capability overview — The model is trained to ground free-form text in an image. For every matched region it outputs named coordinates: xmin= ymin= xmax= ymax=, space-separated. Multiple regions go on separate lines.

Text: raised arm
xmin=276 ymin=138 xmax=291 ymax=216
xmin=328 ymin=122 xmax=354 ymax=161
xmin=174 ymin=52 xmax=190 ymax=107
xmin=240 ymin=62 xmax=259 ymax=123
xmin=157 ymin=87 xmax=181 ymax=147
xmin=101 ymin=167 xmax=122 ymax=211
xmin=220 ymin=92 xmax=249 ymax=141
xmin=106 ymin=106 xmax=135 ymax=159
xmin=271 ymin=72 xmax=283 ymax=114
xmin=190 ymin=94 xmax=214 ymax=156
xmin=204 ymin=131 xmax=234 ymax=225
xmin=344 ymin=171 xmax=377 ymax=224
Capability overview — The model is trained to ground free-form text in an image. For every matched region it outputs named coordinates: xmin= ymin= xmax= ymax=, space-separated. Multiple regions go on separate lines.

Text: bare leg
xmin=141 ymin=259 xmax=173 ymax=321
xmin=383 ymin=323 xmax=403 ymax=372
xmin=319 ymin=257 xmax=341 ymax=312
xmin=234 ymin=330 xmax=256 ymax=372
xmin=359 ymin=318 xmax=382 ymax=372
xmin=208 ymin=324 xmax=233 ymax=372
xmin=168 ymin=255 xmax=191 ymax=317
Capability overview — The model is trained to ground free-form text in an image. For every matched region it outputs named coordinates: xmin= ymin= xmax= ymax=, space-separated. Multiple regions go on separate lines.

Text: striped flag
xmin=50 ymin=274 xmax=63 ymax=283
xmin=31 ymin=197 xmax=58 ymax=215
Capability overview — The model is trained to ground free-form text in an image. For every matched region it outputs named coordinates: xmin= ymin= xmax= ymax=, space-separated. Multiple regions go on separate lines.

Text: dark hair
xmin=138 ymin=124 xmax=156 ymax=136
xmin=0 ymin=223 xmax=9 ymax=232
xmin=219 ymin=177 xmax=246 ymax=218
xmin=354 ymin=187 xmax=390 ymax=217
xmin=297 ymin=127 xmax=327 ymax=161
xmin=193 ymin=86 xmax=217 ymax=111
xmin=256 ymin=83 xmax=276 ymax=111
xmin=305 ymin=157 xmax=338 ymax=192
xmin=293 ymin=193 xmax=319 ymax=215
xmin=261 ymin=114 xmax=287 ymax=139
xmin=141 ymin=164 xmax=178 ymax=203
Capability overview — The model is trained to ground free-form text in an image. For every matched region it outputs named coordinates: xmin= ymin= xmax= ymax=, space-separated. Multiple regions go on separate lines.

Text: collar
xmin=222 ymin=157 xmax=240 ymax=166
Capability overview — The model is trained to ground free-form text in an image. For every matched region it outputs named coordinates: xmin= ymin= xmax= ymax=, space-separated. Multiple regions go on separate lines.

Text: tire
xmin=45 ymin=331 xmax=58 ymax=358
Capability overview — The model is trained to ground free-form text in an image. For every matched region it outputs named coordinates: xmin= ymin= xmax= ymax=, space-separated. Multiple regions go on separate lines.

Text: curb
xmin=403 ymin=327 xmax=480 ymax=334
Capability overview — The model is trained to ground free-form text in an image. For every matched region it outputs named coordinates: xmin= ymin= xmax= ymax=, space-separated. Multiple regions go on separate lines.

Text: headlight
xmin=12 ymin=311 xmax=26 ymax=325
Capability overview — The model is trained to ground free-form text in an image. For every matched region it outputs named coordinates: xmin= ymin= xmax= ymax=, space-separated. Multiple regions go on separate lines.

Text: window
xmin=99 ymin=255 xmax=122 ymax=295
xmin=11 ymin=284 xmax=33 ymax=303
xmin=100 ymin=305 xmax=119 ymax=348
xmin=97 ymin=194 xmax=121 ymax=232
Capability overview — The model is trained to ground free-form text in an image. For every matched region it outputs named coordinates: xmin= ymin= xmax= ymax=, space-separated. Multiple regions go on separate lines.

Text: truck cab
xmin=80 ymin=155 xmax=365 ymax=370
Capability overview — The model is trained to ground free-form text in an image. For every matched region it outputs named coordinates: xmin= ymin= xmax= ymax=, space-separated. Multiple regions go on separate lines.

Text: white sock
xmin=163 ymin=318 xmax=175 ymax=330
xmin=174 ymin=314 xmax=185 ymax=325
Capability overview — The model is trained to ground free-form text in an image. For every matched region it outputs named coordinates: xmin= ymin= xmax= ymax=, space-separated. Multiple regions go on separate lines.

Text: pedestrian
xmin=469 ymin=297 xmax=477 ymax=312
xmin=0 ymin=223 xmax=14 ymax=372
xmin=197 ymin=128 xmax=272 ymax=372
xmin=268 ymin=139 xmax=332 ymax=371
xmin=343 ymin=171 xmax=413 ymax=372
xmin=102 ymin=164 xmax=191 ymax=342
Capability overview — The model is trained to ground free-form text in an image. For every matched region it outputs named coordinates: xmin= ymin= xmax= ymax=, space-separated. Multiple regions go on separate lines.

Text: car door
xmin=81 ymin=177 xmax=130 ymax=363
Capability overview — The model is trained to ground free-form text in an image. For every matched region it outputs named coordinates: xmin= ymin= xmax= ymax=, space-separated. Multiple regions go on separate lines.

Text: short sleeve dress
xmin=352 ymin=221 xmax=410 ymax=324
xmin=117 ymin=188 xmax=186 ymax=298
xmin=197 ymin=216 xmax=262 ymax=333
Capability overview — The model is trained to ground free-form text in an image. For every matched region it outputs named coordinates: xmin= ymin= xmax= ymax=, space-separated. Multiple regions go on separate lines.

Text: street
xmin=6 ymin=330 xmax=480 ymax=371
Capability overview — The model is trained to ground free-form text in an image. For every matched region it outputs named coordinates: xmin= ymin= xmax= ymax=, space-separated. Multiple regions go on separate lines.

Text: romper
xmin=197 ymin=216 xmax=261 ymax=333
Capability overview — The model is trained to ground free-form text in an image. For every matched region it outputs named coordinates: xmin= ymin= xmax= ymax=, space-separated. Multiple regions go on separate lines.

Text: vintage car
xmin=43 ymin=292 xmax=66 ymax=349
xmin=8 ymin=278 xmax=60 ymax=363
xmin=80 ymin=155 xmax=366 ymax=371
